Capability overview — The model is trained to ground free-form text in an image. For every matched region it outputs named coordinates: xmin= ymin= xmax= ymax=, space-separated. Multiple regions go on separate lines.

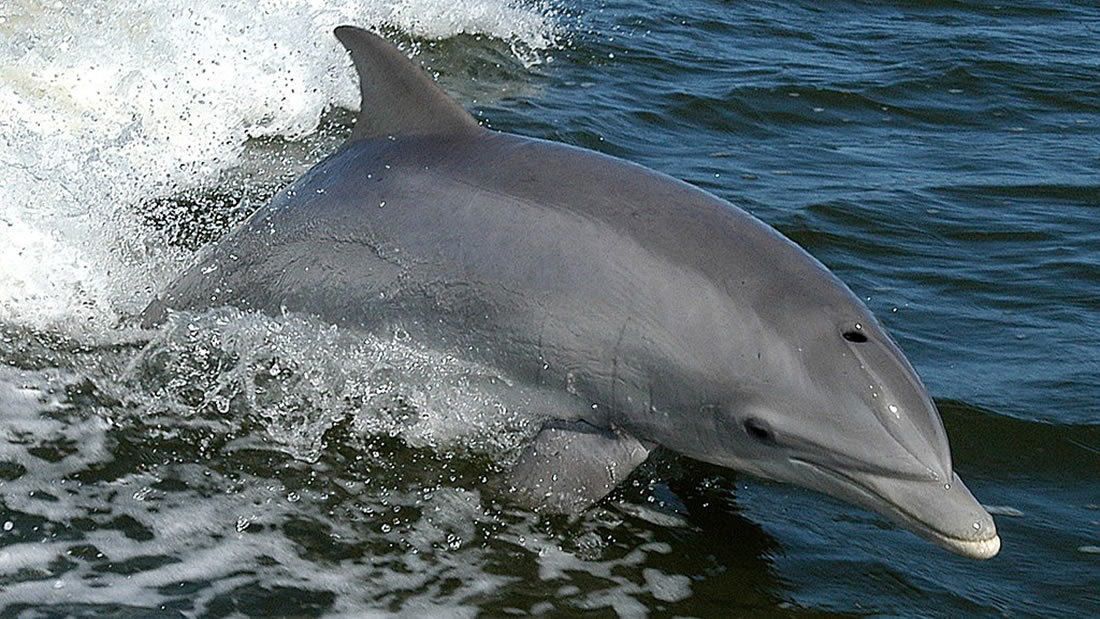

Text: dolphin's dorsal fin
xmin=334 ymin=26 xmax=482 ymax=142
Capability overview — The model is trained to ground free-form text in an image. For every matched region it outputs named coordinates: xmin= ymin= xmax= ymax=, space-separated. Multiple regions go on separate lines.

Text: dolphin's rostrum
xmin=143 ymin=26 xmax=1000 ymax=559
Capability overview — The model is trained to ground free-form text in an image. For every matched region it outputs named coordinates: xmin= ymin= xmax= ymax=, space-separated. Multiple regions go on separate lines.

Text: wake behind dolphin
xmin=143 ymin=26 xmax=1000 ymax=559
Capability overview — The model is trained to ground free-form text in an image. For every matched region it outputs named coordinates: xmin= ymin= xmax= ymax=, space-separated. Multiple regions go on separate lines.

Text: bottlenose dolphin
xmin=143 ymin=26 xmax=1000 ymax=559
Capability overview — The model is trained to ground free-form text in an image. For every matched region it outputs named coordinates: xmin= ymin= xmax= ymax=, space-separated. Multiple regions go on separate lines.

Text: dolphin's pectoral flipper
xmin=504 ymin=421 xmax=652 ymax=514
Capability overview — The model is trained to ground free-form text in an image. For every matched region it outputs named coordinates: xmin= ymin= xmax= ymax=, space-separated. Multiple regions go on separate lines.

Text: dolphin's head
xmin=693 ymin=267 xmax=1000 ymax=559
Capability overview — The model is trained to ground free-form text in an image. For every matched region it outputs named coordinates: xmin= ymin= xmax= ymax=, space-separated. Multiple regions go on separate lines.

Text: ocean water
xmin=1 ymin=0 xmax=1097 ymax=616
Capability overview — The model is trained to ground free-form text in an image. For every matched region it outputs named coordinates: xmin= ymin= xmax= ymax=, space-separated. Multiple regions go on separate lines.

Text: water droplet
xmin=381 ymin=523 xmax=392 ymax=533
xmin=972 ymin=521 xmax=982 ymax=530
xmin=3 ymin=521 xmax=12 ymax=531
xmin=944 ymin=483 xmax=952 ymax=491
xmin=287 ymin=491 xmax=300 ymax=503
xmin=378 ymin=200 xmax=386 ymax=208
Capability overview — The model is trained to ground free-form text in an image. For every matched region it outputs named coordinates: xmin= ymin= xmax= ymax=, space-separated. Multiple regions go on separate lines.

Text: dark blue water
xmin=509 ymin=2 xmax=1099 ymax=614
xmin=1 ymin=1 xmax=1097 ymax=616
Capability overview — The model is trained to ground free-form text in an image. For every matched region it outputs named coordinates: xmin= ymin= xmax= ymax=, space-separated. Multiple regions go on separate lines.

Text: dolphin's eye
xmin=842 ymin=330 xmax=868 ymax=343
xmin=743 ymin=418 xmax=776 ymax=445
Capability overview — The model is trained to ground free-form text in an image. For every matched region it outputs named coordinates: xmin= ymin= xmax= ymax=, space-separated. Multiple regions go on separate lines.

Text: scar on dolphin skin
xmin=143 ymin=26 xmax=999 ymax=559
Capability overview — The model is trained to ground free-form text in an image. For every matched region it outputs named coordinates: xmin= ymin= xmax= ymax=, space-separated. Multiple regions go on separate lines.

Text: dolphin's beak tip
xmin=956 ymin=532 xmax=1001 ymax=560
xmin=938 ymin=514 xmax=1000 ymax=560
xmin=981 ymin=534 xmax=1002 ymax=559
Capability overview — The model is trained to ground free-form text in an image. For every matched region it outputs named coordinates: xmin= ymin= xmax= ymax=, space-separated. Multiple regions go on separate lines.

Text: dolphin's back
xmin=144 ymin=23 xmax=857 ymax=354
xmin=143 ymin=132 xmax=810 ymax=404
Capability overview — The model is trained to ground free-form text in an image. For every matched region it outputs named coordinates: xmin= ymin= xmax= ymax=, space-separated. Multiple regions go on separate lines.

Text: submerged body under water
xmin=1 ymin=0 xmax=1097 ymax=616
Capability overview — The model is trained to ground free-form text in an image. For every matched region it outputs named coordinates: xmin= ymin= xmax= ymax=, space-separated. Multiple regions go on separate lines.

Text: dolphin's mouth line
xmin=787 ymin=457 xmax=999 ymax=555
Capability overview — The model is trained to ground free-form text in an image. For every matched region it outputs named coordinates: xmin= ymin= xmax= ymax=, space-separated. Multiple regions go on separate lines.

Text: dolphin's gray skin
xmin=143 ymin=26 xmax=1000 ymax=559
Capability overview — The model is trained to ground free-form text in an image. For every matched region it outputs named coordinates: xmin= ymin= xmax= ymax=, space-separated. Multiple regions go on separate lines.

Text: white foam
xmin=0 ymin=0 xmax=559 ymax=337
xmin=0 ymin=4 xmax=579 ymax=613
xmin=0 ymin=390 xmax=514 ymax=615
xmin=642 ymin=567 xmax=693 ymax=602
xmin=0 ymin=364 xmax=690 ymax=614
xmin=125 ymin=309 xmax=543 ymax=461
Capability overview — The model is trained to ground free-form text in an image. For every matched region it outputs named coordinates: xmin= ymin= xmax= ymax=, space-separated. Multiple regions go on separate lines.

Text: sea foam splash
xmin=123 ymin=308 xmax=542 ymax=461
xmin=1 ymin=7 xmax=568 ymax=611
xmin=0 ymin=0 xmax=560 ymax=337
